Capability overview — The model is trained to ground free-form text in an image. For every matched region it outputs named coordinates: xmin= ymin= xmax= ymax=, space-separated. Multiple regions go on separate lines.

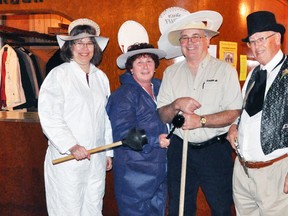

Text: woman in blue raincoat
xmin=106 ymin=43 xmax=169 ymax=216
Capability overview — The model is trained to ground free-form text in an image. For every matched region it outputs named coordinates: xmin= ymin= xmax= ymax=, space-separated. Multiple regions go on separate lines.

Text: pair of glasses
xmin=74 ymin=42 xmax=94 ymax=49
xmin=179 ymin=35 xmax=206 ymax=44
xmin=247 ymin=33 xmax=276 ymax=48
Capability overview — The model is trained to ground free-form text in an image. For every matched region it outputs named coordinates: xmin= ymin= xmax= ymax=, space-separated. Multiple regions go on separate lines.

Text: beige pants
xmin=233 ymin=157 xmax=288 ymax=216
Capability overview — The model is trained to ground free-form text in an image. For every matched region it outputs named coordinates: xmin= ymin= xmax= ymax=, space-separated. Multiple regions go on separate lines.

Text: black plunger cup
xmin=166 ymin=114 xmax=185 ymax=139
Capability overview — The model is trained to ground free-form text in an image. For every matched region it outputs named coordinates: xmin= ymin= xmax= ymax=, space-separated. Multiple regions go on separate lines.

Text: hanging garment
xmin=46 ymin=49 xmax=64 ymax=76
xmin=0 ymin=44 xmax=26 ymax=109
xmin=0 ymin=47 xmax=7 ymax=109
xmin=15 ymin=47 xmax=40 ymax=99
xmin=17 ymin=47 xmax=43 ymax=88
xmin=14 ymin=48 xmax=37 ymax=110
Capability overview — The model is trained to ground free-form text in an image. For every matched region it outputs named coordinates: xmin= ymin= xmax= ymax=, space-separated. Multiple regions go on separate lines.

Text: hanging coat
xmin=0 ymin=44 xmax=26 ymax=109
xmin=106 ymin=72 xmax=168 ymax=216
xmin=38 ymin=60 xmax=113 ymax=216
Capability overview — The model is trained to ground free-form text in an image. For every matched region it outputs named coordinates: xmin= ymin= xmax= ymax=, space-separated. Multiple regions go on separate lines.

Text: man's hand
xmin=175 ymin=97 xmax=201 ymax=114
xmin=182 ymin=113 xmax=202 ymax=130
xmin=227 ymin=124 xmax=238 ymax=150
xmin=283 ymin=173 xmax=288 ymax=194
xmin=158 ymin=97 xmax=201 ymax=124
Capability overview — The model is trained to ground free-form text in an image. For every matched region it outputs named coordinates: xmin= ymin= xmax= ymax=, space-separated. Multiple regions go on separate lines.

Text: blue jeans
xmin=167 ymin=135 xmax=233 ymax=216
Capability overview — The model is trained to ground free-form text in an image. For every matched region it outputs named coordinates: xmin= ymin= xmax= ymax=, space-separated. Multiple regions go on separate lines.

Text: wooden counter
xmin=0 ymin=112 xmax=47 ymax=216
xmin=0 ymin=111 xmax=117 ymax=216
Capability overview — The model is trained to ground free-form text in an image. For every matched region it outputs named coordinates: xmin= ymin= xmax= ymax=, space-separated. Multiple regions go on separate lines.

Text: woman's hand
xmin=106 ymin=157 xmax=113 ymax=171
xmin=69 ymin=144 xmax=90 ymax=161
xmin=159 ymin=134 xmax=170 ymax=148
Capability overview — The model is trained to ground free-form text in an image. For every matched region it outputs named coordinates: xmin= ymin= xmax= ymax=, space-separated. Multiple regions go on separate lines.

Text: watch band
xmin=200 ymin=116 xmax=206 ymax=127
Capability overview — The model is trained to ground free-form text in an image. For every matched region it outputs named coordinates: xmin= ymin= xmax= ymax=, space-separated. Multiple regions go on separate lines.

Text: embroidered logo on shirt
xmin=206 ymin=79 xmax=218 ymax=82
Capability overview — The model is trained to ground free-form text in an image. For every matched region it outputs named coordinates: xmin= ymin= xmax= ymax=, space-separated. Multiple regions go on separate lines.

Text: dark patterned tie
xmin=245 ymin=69 xmax=267 ymax=116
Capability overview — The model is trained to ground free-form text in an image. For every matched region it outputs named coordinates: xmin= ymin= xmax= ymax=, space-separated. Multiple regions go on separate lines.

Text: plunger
xmin=179 ymin=130 xmax=188 ymax=216
xmin=166 ymin=114 xmax=185 ymax=139
xmin=52 ymin=128 xmax=147 ymax=165
xmin=165 ymin=113 xmax=186 ymax=216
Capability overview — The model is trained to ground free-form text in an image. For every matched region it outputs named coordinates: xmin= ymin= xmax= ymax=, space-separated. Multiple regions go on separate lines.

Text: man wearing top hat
xmin=157 ymin=10 xmax=243 ymax=215
xmin=227 ymin=11 xmax=288 ymax=215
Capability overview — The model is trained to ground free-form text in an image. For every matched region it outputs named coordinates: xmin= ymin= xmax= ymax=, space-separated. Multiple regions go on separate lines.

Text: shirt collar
xmin=199 ymin=54 xmax=210 ymax=70
xmin=261 ymin=50 xmax=284 ymax=73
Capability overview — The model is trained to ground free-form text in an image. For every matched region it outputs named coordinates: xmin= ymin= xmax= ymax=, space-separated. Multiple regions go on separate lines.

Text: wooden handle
xmin=52 ymin=141 xmax=123 ymax=165
xmin=179 ymin=130 xmax=189 ymax=216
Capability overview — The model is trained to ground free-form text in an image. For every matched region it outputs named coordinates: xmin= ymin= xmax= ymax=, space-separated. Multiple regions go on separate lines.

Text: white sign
xmin=158 ymin=7 xmax=190 ymax=34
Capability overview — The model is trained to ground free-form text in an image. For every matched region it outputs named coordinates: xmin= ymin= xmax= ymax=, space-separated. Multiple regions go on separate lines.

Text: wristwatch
xmin=200 ymin=116 xmax=207 ymax=127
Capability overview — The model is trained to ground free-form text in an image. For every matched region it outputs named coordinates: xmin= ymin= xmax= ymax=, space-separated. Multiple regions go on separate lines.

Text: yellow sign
xmin=239 ymin=55 xmax=248 ymax=81
xmin=219 ymin=41 xmax=237 ymax=68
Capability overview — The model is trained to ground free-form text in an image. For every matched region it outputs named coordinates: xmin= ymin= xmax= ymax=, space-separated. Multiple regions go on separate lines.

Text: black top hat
xmin=242 ymin=11 xmax=286 ymax=42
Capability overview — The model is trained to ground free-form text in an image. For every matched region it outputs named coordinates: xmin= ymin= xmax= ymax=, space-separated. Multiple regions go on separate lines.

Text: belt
xmin=239 ymin=153 xmax=288 ymax=169
xmin=187 ymin=133 xmax=228 ymax=149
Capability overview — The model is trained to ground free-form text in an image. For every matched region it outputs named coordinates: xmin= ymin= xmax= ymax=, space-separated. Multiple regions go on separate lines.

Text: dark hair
xmin=60 ymin=25 xmax=103 ymax=66
xmin=125 ymin=43 xmax=160 ymax=71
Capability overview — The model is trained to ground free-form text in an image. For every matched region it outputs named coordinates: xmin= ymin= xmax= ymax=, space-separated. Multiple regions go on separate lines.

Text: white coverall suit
xmin=38 ymin=60 xmax=113 ymax=216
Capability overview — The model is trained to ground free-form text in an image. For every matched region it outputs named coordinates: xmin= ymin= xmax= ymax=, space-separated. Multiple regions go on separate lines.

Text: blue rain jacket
xmin=106 ymin=72 xmax=168 ymax=216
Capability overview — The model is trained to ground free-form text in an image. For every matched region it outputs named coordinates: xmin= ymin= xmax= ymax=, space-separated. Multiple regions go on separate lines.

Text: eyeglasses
xmin=73 ymin=41 xmax=94 ymax=49
xmin=179 ymin=35 xmax=207 ymax=44
xmin=247 ymin=33 xmax=276 ymax=48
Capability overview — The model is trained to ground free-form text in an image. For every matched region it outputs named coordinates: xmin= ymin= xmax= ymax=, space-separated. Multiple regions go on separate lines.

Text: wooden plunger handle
xmin=179 ymin=130 xmax=189 ymax=216
xmin=52 ymin=141 xmax=123 ymax=165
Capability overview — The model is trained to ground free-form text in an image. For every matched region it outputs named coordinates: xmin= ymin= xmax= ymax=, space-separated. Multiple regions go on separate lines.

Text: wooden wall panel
xmin=0 ymin=0 xmax=288 ymax=91
xmin=254 ymin=0 xmax=288 ymax=51
xmin=0 ymin=0 xmax=287 ymax=90
xmin=0 ymin=1 xmax=287 ymax=215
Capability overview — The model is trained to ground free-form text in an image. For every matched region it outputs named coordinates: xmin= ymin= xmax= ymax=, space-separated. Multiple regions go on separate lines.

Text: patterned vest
xmin=246 ymin=56 xmax=288 ymax=155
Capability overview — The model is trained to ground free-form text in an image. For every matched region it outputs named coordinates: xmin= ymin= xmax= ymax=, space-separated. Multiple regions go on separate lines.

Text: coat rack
xmin=0 ymin=25 xmax=58 ymax=46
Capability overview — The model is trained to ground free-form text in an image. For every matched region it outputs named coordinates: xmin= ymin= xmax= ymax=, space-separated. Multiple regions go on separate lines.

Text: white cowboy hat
xmin=158 ymin=10 xmax=222 ymax=59
xmin=56 ymin=18 xmax=109 ymax=51
xmin=167 ymin=10 xmax=223 ymax=46
xmin=116 ymin=20 xmax=166 ymax=69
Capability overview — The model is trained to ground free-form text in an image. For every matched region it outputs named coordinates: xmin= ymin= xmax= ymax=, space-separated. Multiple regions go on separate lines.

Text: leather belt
xmin=239 ymin=153 xmax=288 ymax=169
xmin=188 ymin=133 xmax=228 ymax=149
